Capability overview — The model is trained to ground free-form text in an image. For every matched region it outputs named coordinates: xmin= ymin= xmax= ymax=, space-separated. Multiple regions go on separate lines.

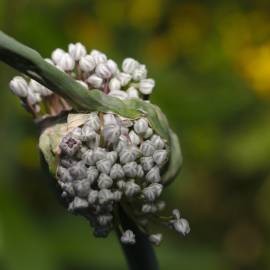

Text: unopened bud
xmin=57 ymin=53 xmax=75 ymax=71
xmin=86 ymin=74 xmax=103 ymax=88
xmin=127 ymin=87 xmax=139 ymax=99
xmin=68 ymin=42 xmax=87 ymax=61
xmin=122 ymin=58 xmax=139 ymax=74
xmin=117 ymin=72 xmax=132 ymax=86
xmin=108 ymin=77 xmax=121 ymax=92
xmin=51 ymin=48 xmax=65 ymax=64
xmin=123 ymin=162 xmax=138 ymax=178
xmin=134 ymin=118 xmax=148 ymax=134
xmin=145 ymin=166 xmax=161 ymax=183
xmin=121 ymin=230 xmax=136 ymax=245
xmin=9 ymin=76 xmax=28 ymax=97
xmin=96 ymin=159 xmax=112 ymax=174
xmin=97 ymin=173 xmax=113 ymax=189
xmin=96 ymin=63 xmax=112 ymax=79
xmin=139 ymin=78 xmax=155 ymax=95
xmin=79 ymin=55 xmax=96 ymax=72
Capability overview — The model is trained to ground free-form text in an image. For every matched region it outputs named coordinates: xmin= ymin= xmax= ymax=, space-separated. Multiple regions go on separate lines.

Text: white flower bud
xmin=60 ymin=157 xmax=76 ymax=168
xmin=73 ymin=179 xmax=91 ymax=197
xmin=124 ymin=180 xmax=140 ymax=197
xmin=68 ymin=42 xmax=86 ymax=61
xmin=103 ymin=124 xmax=121 ymax=144
xmin=57 ymin=166 xmax=72 ymax=182
xmin=76 ymin=80 xmax=88 ymax=89
xmin=140 ymin=157 xmax=154 ymax=172
xmin=142 ymin=183 xmax=163 ymax=202
xmin=149 ymin=234 xmax=162 ymax=246
xmin=87 ymin=134 xmax=100 ymax=149
xmin=153 ymin=150 xmax=168 ymax=167
xmin=85 ymin=112 xmax=100 ymax=131
xmin=113 ymin=190 xmax=122 ymax=201
xmin=107 ymin=59 xmax=118 ymax=74
xmin=9 ymin=76 xmax=28 ymax=97
xmin=134 ymin=118 xmax=148 ymax=134
xmin=96 ymin=63 xmax=112 ymax=79
xmin=140 ymin=141 xmax=155 ymax=157
xmin=59 ymin=182 xmax=75 ymax=196
xmin=81 ymin=125 xmax=95 ymax=141
xmin=151 ymin=135 xmax=165 ymax=149
xmin=27 ymin=90 xmax=41 ymax=105
xmin=142 ymin=203 xmax=157 ymax=213
xmin=79 ymin=55 xmax=96 ymax=72
xmin=137 ymin=165 xmax=144 ymax=178
xmin=69 ymin=161 xmax=87 ymax=180
xmin=120 ymin=146 xmax=140 ymax=164
xmin=133 ymin=64 xmax=147 ymax=81
xmin=28 ymin=79 xmax=43 ymax=94
xmin=51 ymin=48 xmax=65 ymax=64
xmin=121 ymin=230 xmax=136 ymax=245
xmin=129 ymin=130 xmax=140 ymax=145
xmin=145 ymin=166 xmax=161 ymax=183
xmin=127 ymin=87 xmax=139 ymax=99
xmin=106 ymin=151 xmax=118 ymax=165
xmin=114 ymin=138 xmax=128 ymax=153
xmin=144 ymin=128 xmax=153 ymax=139
xmin=122 ymin=58 xmax=139 ymax=74
xmin=57 ymin=53 xmax=75 ymax=71
xmin=117 ymin=180 xmax=126 ymax=190
xmin=139 ymin=78 xmax=155 ymax=95
xmin=83 ymin=150 xmax=95 ymax=166
xmin=86 ymin=74 xmax=103 ymax=88
xmin=98 ymin=189 xmax=113 ymax=204
xmin=90 ymin=49 xmax=107 ymax=65
xmin=108 ymin=90 xmax=128 ymax=100
xmin=87 ymin=166 xmax=99 ymax=183
xmin=88 ymin=190 xmax=98 ymax=204
xmin=172 ymin=209 xmax=181 ymax=220
xmin=93 ymin=148 xmax=107 ymax=162
xmin=123 ymin=162 xmax=138 ymax=178
xmin=109 ymin=77 xmax=121 ymax=91
xmin=60 ymin=135 xmax=81 ymax=156
xmin=103 ymin=113 xmax=118 ymax=125
xmin=76 ymin=146 xmax=88 ymax=159
xmin=96 ymin=159 xmax=112 ymax=175
xmin=69 ymin=197 xmax=88 ymax=211
xmin=98 ymin=173 xmax=113 ymax=189
xmin=98 ymin=214 xmax=113 ymax=226
xmin=173 ymin=218 xmax=190 ymax=236
xmin=117 ymin=72 xmax=132 ymax=86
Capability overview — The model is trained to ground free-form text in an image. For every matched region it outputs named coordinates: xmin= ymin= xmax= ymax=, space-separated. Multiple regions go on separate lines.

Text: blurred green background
xmin=0 ymin=0 xmax=270 ymax=269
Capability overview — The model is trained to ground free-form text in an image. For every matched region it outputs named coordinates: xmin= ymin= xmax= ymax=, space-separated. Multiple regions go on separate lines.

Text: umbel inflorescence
xmin=8 ymin=42 xmax=190 ymax=245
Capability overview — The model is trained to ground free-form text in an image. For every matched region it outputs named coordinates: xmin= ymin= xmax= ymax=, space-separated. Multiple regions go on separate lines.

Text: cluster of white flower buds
xmin=50 ymin=43 xmax=155 ymax=98
xmin=56 ymin=111 xmax=189 ymax=245
xmin=8 ymin=42 xmax=189 ymax=245
xmin=9 ymin=76 xmax=53 ymax=113
xmin=9 ymin=42 xmax=155 ymax=117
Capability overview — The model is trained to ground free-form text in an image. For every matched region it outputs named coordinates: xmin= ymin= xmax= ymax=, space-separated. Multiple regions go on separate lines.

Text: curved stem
xmin=116 ymin=206 xmax=160 ymax=270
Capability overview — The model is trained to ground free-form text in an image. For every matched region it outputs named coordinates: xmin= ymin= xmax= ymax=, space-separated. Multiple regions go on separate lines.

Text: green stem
xmin=117 ymin=206 xmax=160 ymax=270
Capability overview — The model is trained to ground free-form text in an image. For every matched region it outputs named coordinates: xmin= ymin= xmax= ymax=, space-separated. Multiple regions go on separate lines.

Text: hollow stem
xmin=116 ymin=206 xmax=160 ymax=270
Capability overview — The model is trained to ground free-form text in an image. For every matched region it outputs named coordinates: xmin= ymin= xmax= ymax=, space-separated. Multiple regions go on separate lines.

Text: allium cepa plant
xmin=8 ymin=42 xmax=190 ymax=246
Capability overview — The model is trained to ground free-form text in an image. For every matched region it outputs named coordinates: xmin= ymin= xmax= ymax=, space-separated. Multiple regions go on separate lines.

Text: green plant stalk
xmin=0 ymin=31 xmax=182 ymax=270
xmin=117 ymin=206 xmax=160 ymax=270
